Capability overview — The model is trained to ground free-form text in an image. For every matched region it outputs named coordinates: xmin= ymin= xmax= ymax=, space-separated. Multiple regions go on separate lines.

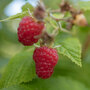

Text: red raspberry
xmin=33 ymin=47 xmax=58 ymax=67
xmin=36 ymin=63 xmax=54 ymax=79
xmin=33 ymin=47 xmax=58 ymax=79
xmin=17 ymin=16 xmax=44 ymax=46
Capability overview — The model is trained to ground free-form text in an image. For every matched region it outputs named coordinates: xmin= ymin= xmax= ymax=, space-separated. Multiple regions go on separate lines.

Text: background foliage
xmin=0 ymin=0 xmax=90 ymax=90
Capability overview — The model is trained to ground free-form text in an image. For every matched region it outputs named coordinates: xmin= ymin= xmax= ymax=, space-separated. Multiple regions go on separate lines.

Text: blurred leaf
xmin=84 ymin=11 xmax=90 ymax=24
xmin=54 ymin=56 xmax=90 ymax=88
xmin=0 ymin=49 xmax=36 ymax=88
xmin=0 ymin=58 xmax=9 ymax=78
xmin=0 ymin=0 xmax=12 ymax=17
xmin=22 ymin=3 xmax=34 ymax=12
xmin=1 ymin=77 xmax=88 ymax=90
xmin=79 ymin=1 xmax=90 ymax=11
xmin=1 ymin=85 xmax=30 ymax=90
xmin=43 ymin=0 xmax=61 ymax=9
xmin=21 ymin=76 xmax=89 ymax=90
xmin=0 ymin=11 xmax=29 ymax=22
xmin=0 ymin=2 xmax=34 ymax=22
xmin=0 ymin=58 xmax=9 ymax=69
xmin=1 ymin=77 xmax=89 ymax=90
xmin=57 ymin=38 xmax=82 ymax=67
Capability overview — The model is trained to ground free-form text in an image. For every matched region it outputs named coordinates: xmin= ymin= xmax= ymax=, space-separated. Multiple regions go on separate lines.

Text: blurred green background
xmin=0 ymin=0 xmax=90 ymax=89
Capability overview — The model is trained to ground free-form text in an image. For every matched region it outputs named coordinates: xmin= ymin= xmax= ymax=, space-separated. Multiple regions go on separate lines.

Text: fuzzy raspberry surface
xmin=33 ymin=46 xmax=58 ymax=79
xmin=17 ymin=16 xmax=44 ymax=46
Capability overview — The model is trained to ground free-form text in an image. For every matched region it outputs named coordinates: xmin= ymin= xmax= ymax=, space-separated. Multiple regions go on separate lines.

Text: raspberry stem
xmin=27 ymin=8 xmax=32 ymax=16
xmin=34 ymin=44 xmax=40 ymax=48
xmin=58 ymin=22 xmax=73 ymax=34
xmin=53 ymin=45 xmax=62 ymax=48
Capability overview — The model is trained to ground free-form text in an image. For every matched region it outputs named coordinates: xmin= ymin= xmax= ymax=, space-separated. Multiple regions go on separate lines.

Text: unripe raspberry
xmin=73 ymin=14 xmax=88 ymax=27
xmin=17 ymin=16 xmax=44 ymax=46
xmin=33 ymin=46 xmax=58 ymax=79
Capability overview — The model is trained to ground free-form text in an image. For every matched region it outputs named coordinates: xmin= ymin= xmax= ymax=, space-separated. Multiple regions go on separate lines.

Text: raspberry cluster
xmin=15 ymin=0 xmax=88 ymax=79
xmin=17 ymin=3 xmax=59 ymax=79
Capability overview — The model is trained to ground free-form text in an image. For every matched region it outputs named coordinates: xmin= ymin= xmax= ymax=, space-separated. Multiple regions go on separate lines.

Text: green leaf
xmin=84 ymin=11 xmax=90 ymax=24
xmin=54 ymin=58 xmax=90 ymax=88
xmin=0 ymin=58 xmax=9 ymax=78
xmin=1 ymin=85 xmax=29 ymax=90
xmin=79 ymin=1 xmax=90 ymax=11
xmin=22 ymin=3 xmax=34 ymax=12
xmin=57 ymin=38 xmax=82 ymax=67
xmin=0 ymin=11 xmax=29 ymax=22
xmin=52 ymin=13 xmax=64 ymax=19
xmin=22 ymin=76 xmax=89 ymax=90
xmin=0 ymin=3 xmax=34 ymax=22
xmin=45 ymin=17 xmax=57 ymax=33
xmin=1 ymin=77 xmax=89 ymax=90
xmin=55 ymin=32 xmax=71 ymax=44
xmin=0 ymin=49 xmax=36 ymax=88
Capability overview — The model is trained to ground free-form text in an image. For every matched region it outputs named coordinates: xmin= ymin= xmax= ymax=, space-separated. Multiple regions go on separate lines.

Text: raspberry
xmin=17 ymin=16 xmax=44 ymax=46
xmin=33 ymin=46 xmax=58 ymax=79
xmin=33 ymin=47 xmax=58 ymax=67
xmin=36 ymin=63 xmax=54 ymax=79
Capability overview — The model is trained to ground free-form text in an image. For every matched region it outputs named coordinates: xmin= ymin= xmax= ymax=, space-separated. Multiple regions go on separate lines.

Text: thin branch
xmin=45 ymin=18 xmax=57 ymax=29
xmin=50 ymin=9 xmax=60 ymax=13
xmin=49 ymin=13 xmax=71 ymax=22
xmin=53 ymin=45 xmax=62 ymax=48
xmin=27 ymin=8 xmax=32 ymax=16
xmin=33 ymin=44 xmax=40 ymax=48
xmin=51 ymin=27 xmax=59 ymax=37
xmin=49 ymin=13 xmax=65 ymax=22
xmin=58 ymin=22 xmax=72 ymax=34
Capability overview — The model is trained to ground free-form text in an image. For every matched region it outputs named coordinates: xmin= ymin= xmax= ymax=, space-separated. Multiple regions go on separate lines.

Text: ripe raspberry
xmin=33 ymin=47 xmax=58 ymax=67
xmin=17 ymin=16 xmax=44 ymax=46
xmin=36 ymin=63 xmax=54 ymax=79
xmin=33 ymin=46 xmax=58 ymax=79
